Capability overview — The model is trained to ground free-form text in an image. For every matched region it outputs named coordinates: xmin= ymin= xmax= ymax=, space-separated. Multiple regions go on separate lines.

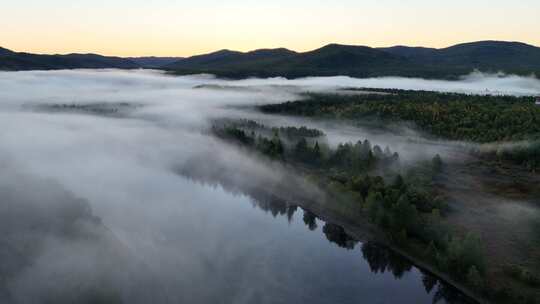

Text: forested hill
xmin=0 ymin=47 xmax=140 ymax=70
xmin=166 ymin=41 xmax=540 ymax=79
xmin=165 ymin=41 xmax=540 ymax=79
xmin=380 ymin=41 xmax=540 ymax=76
xmin=0 ymin=47 xmax=13 ymax=56
xmin=166 ymin=45 xmax=409 ymax=78
xmin=0 ymin=47 xmax=181 ymax=70
xmin=2 ymin=41 xmax=540 ymax=77
xmin=127 ymin=56 xmax=184 ymax=68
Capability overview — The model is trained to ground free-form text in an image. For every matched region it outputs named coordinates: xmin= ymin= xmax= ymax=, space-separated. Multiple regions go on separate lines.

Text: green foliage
xmin=432 ymin=154 xmax=443 ymax=172
xmin=419 ymin=219 xmax=449 ymax=249
xmin=504 ymin=264 xmax=540 ymax=287
xmin=392 ymin=174 xmax=406 ymax=191
xmin=466 ymin=266 xmax=484 ymax=290
xmin=212 ymin=120 xmax=400 ymax=171
xmin=256 ymin=134 xmax=284 ymax=159
xmin=260 ymin=91 xmax=540 ymax=143
xmin=223 ymin=127 xmax=255 ymax=145
xmin=446 ymin=233 xmax=486 ymax=276
xmin=477 ymin=141 xmax=540 ymax=172
xmin=392 ymin=229 xmax=409 ymax=246
xmin=405 ymin=186 xmax=437 ymax=213
xmin=365 ymin=191 xmax=384 ymax=224
xmin=276 ymin=126 xmax=324 ymax=138
xmin=390 ymin=195 xmax=420 ymax=234
xmin=425 ymin=241 xmax=439 ymax=260
xmin=422 ymin=232 xmax=487 ymax=283
xmin=293 ymin=138 xmax=322 ymax=164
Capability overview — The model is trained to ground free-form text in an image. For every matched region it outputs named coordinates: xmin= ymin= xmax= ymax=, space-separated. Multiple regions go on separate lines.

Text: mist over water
xmin=0 ymin=69 xmax=538 ymax=303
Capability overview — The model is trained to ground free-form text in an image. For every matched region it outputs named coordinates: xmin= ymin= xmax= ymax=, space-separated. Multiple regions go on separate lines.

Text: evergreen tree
xmin=432 ymin=154 xmax=443 ymax=172
xmin=466 ymin=266 xmax=483 ymax=290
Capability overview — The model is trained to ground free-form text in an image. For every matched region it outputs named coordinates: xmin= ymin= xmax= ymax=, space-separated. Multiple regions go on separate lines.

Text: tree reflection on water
xmin=179 ymin=170 xmax=475 ymax=304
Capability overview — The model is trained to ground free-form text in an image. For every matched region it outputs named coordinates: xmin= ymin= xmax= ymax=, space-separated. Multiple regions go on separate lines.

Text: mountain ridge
xmin=128 ymin=56 xmax=184 ymax=68
xmin=0 ymin=47 xmax=140 ymax=70
xmin=165 ymin=40 xmax=540 ymax=79
xmin=2 ymin=41 xmax=540 ymax=79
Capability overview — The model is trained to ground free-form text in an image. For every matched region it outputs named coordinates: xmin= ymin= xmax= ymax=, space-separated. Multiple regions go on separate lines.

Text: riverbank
xmin=299 ymin=190 xmax=487 ymax=304
xmin=208 ymin=127 xmax=539 ymax=303
xmin=178 ymin=147 xmax=486 ymax=304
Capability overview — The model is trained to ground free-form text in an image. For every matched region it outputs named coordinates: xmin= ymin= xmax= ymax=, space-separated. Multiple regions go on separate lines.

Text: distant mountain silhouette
xmin=166 ymin=44 xmax=410 ymax=78
xmin=2 ymin=41 xmax=540 ymax=78
xmin=0 ymin=47 xmax=14 ymax=56
xmin=167 ymin=48 xmax=297 ymax=73
xmin=166 ymin=41 xmax=540 ymax=79
xmin=380 ymin=41 xmax=540 ymax=74
xmin=377 ymin=46 xmax=438 ymax=60
xmin=0 ymin=47 xmax=138 ymax=70
xmin=128 ymin=56 xmax=184 ymax=68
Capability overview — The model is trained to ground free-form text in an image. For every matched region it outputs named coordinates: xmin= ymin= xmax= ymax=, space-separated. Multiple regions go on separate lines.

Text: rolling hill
xmin=0 ymin=47 xmax=139 ymax=70
xmin=166 ymin=48 xmax=298 ymax=77
xmin=2 ymin=41 xmax=540 ymax=78
xmin=166 ymin=41 xmax=540 ymax=79
xmin=127 ymin=56 xmax=184 ymax=68
xmin=0 ymin=47 xmax=14 ymax=56
xmin=166 ymin=44 xmax=412 ymax=78
xmin=380 ymin=41 xmax=540 ymax=75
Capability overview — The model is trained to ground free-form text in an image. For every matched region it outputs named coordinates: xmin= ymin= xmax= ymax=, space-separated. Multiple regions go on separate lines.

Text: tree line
xmin=260 ymin=90 xmax=540 ymax=171
xmin=260 ymin=90 xmax=540 ymax=143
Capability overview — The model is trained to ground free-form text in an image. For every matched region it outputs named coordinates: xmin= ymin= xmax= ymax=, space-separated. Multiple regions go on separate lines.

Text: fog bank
xmin=0 ymin=69 xmax=539 ymax=303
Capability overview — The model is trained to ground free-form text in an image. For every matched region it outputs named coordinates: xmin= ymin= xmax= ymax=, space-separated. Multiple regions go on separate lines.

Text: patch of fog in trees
xmin=0 ymin=69 xmax=538 ymax=303
xmin=232 ymin=112 xmax=471 ymax=163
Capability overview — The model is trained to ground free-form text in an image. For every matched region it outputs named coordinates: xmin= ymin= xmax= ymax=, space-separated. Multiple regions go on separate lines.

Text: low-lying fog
xmin=0 ymin=69 xmax=538 ymax=303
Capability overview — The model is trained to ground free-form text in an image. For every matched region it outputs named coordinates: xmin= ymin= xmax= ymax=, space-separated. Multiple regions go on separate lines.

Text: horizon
xmin=2 ymin=39 xmax=540 ymax=58
xmin=2 ymin=0 xmax=540 ymax=57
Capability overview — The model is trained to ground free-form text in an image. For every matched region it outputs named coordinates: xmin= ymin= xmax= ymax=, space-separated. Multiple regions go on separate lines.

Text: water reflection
xmin=362 ymin=242 xmax=412 ymax=278
xmin=303 ymin=210 xmax=318 ymax=231
xmin=181 ymin=171 xmax=476 ymax=304
xmin=263 ymin=200 xmax=474 ymax=304
xmin=322 ymin=222 xmax=357 ymax=250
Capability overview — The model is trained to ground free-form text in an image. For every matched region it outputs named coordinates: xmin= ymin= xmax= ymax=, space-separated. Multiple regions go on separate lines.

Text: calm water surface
xmin=100 ymin=175 xmax=473 ymax=304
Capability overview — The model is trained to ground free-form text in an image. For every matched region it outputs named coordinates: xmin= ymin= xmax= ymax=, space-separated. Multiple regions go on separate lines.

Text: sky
xmin=1 ymin=0 xmax=539 ymax=57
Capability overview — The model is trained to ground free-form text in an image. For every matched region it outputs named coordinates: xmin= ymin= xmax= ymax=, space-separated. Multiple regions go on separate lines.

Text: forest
xmin=260 ymin=90 xmax=540 ymax=171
